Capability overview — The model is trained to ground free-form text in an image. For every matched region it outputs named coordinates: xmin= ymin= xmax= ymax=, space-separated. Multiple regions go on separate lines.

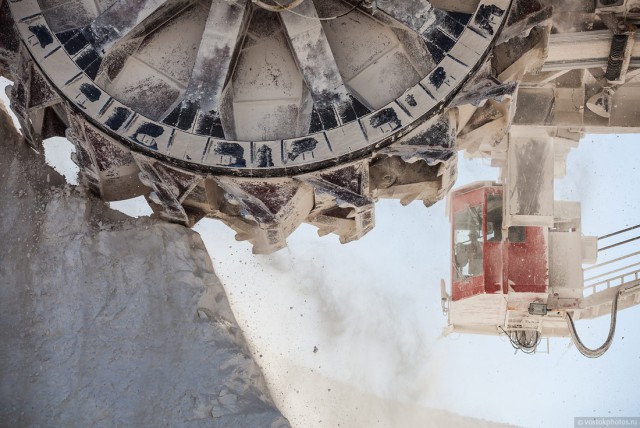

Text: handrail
xmin=599 ymin=235 xmax=640 ymax=252
xmin=584 ymin=250 xmax=640 ymax=271
xmin=583 ymin=225 xmax=640 ymax=297
xmin=584 ymin=260 xmax=640 ymax=282
xmin=584 ymin=269 xmax=640 ymax=293
xmin=598 ymin=224 xmax=640 ymax=240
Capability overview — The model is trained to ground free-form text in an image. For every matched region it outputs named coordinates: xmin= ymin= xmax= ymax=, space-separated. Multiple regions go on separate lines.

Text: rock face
xmin=0 ymin=104 xmax=288 ymax=427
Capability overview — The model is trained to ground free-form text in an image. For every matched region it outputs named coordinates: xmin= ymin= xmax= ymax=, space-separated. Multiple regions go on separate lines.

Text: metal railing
xmin=584 ymin=269 xmax=640 ymax=296
xmin=583 ymin=225 xmax=640 ymax=297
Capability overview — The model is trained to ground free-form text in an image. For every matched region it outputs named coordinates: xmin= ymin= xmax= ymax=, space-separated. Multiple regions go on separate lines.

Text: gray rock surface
xmin=0 ymin=103 xmax=289 ymax=428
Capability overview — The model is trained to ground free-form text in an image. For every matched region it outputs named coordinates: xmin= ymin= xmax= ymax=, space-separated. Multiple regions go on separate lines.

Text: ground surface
xmin=0 ymin=104 xmax=288 ymax=428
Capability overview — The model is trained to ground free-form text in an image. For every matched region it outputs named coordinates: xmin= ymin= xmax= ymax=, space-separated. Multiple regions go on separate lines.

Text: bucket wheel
xmin=0 ymin=0 xmax=525 ymax=253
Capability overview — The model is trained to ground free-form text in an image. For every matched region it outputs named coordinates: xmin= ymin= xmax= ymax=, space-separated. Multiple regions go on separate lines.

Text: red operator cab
xmin=450 ymin=182 xmax=548 ymax=302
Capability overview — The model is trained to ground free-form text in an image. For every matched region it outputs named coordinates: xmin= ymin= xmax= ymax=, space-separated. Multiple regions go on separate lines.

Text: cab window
xmin=453 ymin=205 xmax=484 ymax=280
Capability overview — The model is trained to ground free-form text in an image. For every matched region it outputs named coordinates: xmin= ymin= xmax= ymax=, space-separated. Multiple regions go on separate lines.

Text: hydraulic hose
xmin=565 ymin=289 xmax=623 ymax=358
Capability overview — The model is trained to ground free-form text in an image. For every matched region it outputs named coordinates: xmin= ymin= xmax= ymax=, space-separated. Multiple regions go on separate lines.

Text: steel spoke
xmin=159 ymin=0 xmax=250 ymax=135
xmin=183 ymin=0 xmax=250 ymax=113
xmin=280 ymin=0 xmax=349 ymax=107
xmin=86 ymin=0 xmax=178 ymax=53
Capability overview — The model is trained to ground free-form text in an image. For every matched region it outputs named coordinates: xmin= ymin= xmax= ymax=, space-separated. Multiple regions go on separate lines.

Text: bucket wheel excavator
xmin=3 ymin=0 xmax=640 ymax=356
xmin=0 ymin=0 xmax=548 ymax=253
xmin=439 ymin=0 xmax=640 ymax=357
